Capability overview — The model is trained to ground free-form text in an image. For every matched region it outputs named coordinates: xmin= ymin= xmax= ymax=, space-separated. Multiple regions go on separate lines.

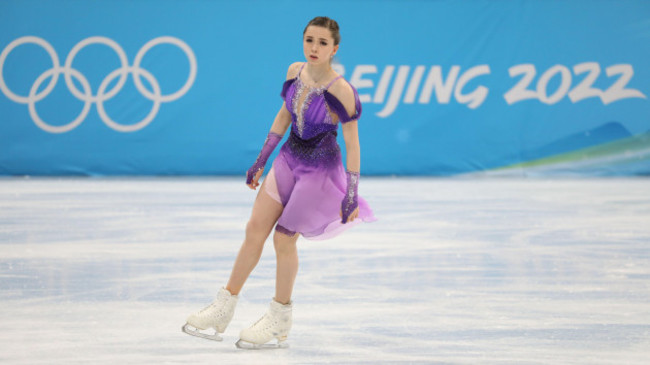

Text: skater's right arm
xmin=245 ymin=63 xmax=299 ymax=189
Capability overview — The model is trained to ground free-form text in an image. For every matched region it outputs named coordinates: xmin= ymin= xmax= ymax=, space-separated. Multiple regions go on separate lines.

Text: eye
xmin=320 ymin=41 xmax=328 ymax=46
xmin=305 ymin=38 xmax=313 ymax=43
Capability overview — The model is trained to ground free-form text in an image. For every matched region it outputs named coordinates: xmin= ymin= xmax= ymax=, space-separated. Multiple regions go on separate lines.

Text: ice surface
xmin=1 ymin=177 xmax=649 ymax=364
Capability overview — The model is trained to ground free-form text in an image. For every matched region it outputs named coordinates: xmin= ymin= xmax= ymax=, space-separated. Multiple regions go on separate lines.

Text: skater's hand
xmin=246 ymin=167 xmax=264 ymax=190
xmin=340 ymin=206 xmax=359 ymax=224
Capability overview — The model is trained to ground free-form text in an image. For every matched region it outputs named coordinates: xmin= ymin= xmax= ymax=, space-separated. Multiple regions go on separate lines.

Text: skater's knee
xmin=273 ymin=231 xmax=298 ymax=255
xmin=245 ymin=218 xmax=272 ymax=242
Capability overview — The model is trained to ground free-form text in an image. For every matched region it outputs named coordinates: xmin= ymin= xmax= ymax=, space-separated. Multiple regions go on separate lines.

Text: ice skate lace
xmin=250 ymin=312 xmax=277 ymax=334
xmin=199 ymin=297 xmax=228 ymax=317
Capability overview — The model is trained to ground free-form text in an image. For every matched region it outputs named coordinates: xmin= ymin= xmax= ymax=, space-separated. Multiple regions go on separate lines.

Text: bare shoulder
xmin=286 ymin=62 xmax=304 ymax=80
xmin=328 ymin=77 xmax=356 ymax=116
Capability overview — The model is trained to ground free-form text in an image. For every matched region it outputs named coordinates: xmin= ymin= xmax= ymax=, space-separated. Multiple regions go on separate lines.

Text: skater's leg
xmin=273 ymin=230 xmax=299 ymax=305
xmin=235 ymin=198 xmax=297 ymax=349
xmin=184 ymin=178 xmax=284 ymax=341
xmin=226 ymin=178 xmax=284 ymax=295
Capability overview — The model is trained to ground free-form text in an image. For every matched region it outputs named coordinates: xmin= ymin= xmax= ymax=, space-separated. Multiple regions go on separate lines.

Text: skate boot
xmin=182 ymin=287 xmax=238 ymax=341
xmin=235 ymin=299 xmax=292 ymax=349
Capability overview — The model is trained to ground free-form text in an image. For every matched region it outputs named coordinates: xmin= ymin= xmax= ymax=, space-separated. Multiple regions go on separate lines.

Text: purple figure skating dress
xmin=264 ymin=63 xmax=376 ymax=240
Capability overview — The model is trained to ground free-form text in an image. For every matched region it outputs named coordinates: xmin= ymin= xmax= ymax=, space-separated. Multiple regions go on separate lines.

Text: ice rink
xmin=1 ymin=177 xmax=649 ymax=364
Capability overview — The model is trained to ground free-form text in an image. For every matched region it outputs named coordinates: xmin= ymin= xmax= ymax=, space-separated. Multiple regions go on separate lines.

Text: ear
xmin=332 ymin=44 xmax=339 ymax=56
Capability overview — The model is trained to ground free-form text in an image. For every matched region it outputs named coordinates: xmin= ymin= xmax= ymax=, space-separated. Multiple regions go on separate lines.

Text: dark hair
xmin=303 ymin=16 xmax=341 ymax=45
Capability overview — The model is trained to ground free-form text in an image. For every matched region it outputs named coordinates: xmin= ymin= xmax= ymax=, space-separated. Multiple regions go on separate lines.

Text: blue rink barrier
xmin=1 ymin=0 xmax=649 ymax=176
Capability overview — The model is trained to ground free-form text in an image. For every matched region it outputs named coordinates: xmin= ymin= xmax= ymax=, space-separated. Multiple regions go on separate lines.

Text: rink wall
xmin=1 ymin=0 xmax=649 ymax=176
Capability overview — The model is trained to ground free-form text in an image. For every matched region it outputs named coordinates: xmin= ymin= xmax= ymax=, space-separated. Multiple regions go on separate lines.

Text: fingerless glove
xmin=341 ymin=170 xmax=359 ymax=223
xmin=246 ymin=132 xmax=282 ymax=184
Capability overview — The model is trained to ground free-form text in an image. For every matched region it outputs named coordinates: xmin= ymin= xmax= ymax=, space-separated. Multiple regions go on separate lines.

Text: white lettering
xmin=568 ymin=62 xmax=602 ymax=103
xmin=455 ymin=65 xmax=490 ymax=109
xmin=403 ymin=65 xmax=425 ymax=104
xmin=602 ymin=64 xmax=646 ymax=104
xmin=345 ymin=62 xmax=643 ymax=118
xmin=418 ymin=66 xmax=459 ymax=104
xmin=377 ymin=66 xmax=410 ymax=117
xmin=537 ymin=65 xmax=571 ymax=105
xmin=373 ymin=66 xmax=394 ymax=104
xmin=504 ymin=64 xmax=537 ymax=105
xmin=349 ymin=65 xmax=376 ymax=103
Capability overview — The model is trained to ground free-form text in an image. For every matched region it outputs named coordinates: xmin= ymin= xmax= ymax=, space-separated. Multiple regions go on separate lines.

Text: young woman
xmin=183 ymin=16 xmax=376 ymax=349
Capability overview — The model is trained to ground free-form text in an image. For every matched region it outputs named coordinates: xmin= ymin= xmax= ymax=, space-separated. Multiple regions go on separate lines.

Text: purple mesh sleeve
xmin=246 ymin=132 xmax=282 ymax=184
xmin=341 ymin=170 xmax=360 ymax=223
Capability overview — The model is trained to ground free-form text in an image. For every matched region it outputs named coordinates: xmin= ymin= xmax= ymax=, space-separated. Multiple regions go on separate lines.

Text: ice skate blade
xmin=235 ymin=339 xmax=289 ymax=350
xmin=182 ymin=324 xmax=223 ymax=341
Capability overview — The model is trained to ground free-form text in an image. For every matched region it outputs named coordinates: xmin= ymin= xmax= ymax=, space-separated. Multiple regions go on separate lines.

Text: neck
xmin=305 ymin=62 xmax=333 ymax=84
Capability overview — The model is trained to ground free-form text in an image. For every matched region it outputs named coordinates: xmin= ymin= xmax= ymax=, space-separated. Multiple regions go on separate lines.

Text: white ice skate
xmin=182 ymin=287 xmax=238 ymax=341
xmin=235 ymin=299 xmax=292 ymax=349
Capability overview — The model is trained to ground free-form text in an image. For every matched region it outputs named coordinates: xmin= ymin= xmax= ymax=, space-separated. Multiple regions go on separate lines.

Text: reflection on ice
xmin=1 ymin=177 xmax=649 ymax=364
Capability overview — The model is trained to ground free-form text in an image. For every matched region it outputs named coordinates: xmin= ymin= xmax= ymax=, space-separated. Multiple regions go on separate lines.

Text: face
xmin=303 ymin=25 xmax=338 ymax=65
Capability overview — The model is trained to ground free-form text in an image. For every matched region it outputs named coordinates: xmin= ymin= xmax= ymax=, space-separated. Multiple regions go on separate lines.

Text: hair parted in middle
xmin=303 ymin=16 xmax=341 ymax=45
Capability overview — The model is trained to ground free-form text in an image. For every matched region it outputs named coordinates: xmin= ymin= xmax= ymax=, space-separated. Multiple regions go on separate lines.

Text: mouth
xmin=309 ymin=55 xmax=318 ymax=60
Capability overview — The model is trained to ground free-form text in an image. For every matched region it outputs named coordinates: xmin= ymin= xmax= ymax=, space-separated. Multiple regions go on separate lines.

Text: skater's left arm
xmin=341 ymin=121 xmax=360 ymax=173
xmin=333 ymin=82 xmax=361 ymax=173
xmin=332 ymin=82 xmax=361 ymax=223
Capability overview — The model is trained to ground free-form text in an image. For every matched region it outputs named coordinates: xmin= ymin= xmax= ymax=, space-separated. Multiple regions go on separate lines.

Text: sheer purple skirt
xmin=263 ymin=139 xmax=376 ymax=241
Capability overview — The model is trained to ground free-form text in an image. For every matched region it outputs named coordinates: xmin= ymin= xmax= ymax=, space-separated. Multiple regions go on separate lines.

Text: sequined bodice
xmin=284 ymin=77 xmax=339 ymax=140
xmin=279 ymin=66 xmax=363 ymax=167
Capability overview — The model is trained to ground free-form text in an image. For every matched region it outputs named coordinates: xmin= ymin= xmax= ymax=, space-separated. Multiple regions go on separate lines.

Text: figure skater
xmin=182 ymin=16 xmax=376 ymax=349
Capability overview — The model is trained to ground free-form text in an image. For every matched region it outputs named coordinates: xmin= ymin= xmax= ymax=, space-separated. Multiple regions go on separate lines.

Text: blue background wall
xmin=1 ymin=0 xmax=649 ymax=176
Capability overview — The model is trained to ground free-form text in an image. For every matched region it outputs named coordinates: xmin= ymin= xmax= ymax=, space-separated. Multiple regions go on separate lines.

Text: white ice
xmin=1 ymin=177 xmax=649 ymax=364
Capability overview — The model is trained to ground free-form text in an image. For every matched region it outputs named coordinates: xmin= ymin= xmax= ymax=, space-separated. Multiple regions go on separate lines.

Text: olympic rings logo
xmin=0 ymin=36 xmax=197 ymax=133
